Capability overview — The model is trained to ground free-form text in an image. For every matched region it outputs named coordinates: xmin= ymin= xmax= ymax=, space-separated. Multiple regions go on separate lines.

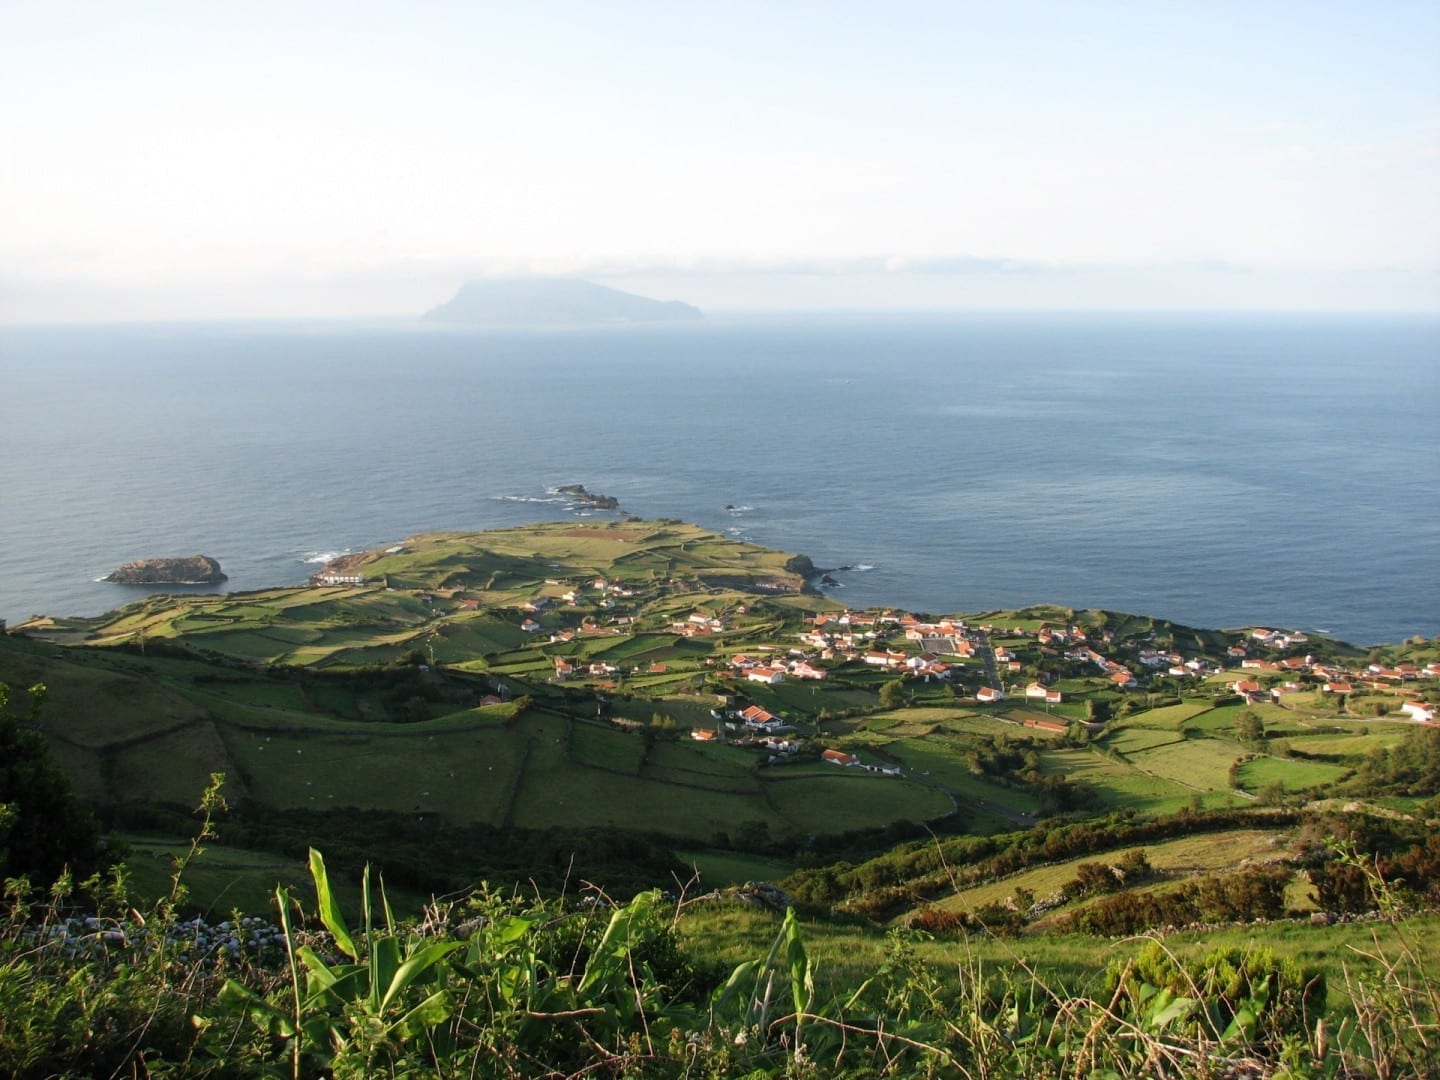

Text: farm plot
xmin=510 ymin=748 xmax=765 ymax=837
xmin=107 ymin=721 xmax=235 ymax=806
xmin=882 ymin=738 xmax=1038 ymax=816
xmin=1105 ymin=727 xmax=1186 ymax=755
xmin=1128 ymin=736 xmax=1247 ymax=791
xmin=1288 ymin=728 xmax=1413 ymax=759
xmin=568 ymin=720 xmax=647 ymax=774
xmin=217 ymin=720 xmax=525 ymax=825
xmin=762 ymin=771 xmax=953 ymax=835
xmin=1125 ymin=700 xmax=1215 ymax=729
xmin=193 ymin=680 xmax=310 ymax=712
xmin=1184 ymin=702 xmax=1247 ymax=733
xmin=1235 ymin=755 xmax=1351 ymax=794
xmin=640 ymin=739 xmax=761 ymax=793
xmin=582 ymin=633 xmax=683 ymax=661
xmin=1042 ymin=748 xmax=1195 ymax=812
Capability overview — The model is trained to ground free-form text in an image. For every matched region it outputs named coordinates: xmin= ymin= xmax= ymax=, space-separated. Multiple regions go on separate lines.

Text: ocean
xmin=1 ymin=311 xmax=1436 ymax=645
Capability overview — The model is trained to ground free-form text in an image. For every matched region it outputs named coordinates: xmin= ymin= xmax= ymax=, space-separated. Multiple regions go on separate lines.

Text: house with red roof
xmin=741 ymin=705 xmax=780 ymax=727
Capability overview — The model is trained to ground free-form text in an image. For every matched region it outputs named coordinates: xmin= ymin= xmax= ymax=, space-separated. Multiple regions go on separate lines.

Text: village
xmin=498 ymin=565 xmax=1440 ymax=778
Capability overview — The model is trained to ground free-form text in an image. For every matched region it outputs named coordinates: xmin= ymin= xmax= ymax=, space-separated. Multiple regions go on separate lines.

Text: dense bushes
xmin=1346 ymin=726 xmax=1440 ymax=798
xmin=1064 ymin=865 xmax=1294 ymax=936
xmin=785 ymin=807 xmax=1296 ymax=917
xmin=1108 ymin=940 xmax=1326 ymax=1058
xmin=0 ymin=682 xmax=111 ymax=884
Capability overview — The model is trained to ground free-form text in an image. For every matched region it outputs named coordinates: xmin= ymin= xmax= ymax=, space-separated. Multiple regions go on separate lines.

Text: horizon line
xmin=5 ymin=306 xmax=1440 ymax=331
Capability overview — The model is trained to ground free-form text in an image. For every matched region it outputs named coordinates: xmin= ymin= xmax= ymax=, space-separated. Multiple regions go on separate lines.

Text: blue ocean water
xmin=1 ymin=312 xmax=1436 ymax=645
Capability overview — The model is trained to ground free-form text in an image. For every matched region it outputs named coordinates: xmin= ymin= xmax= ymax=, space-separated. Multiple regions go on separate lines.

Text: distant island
xmin=423 ymin=278 xmax=703 ymax=325
xmin=104 ymin=555 xmax=227 ymax=586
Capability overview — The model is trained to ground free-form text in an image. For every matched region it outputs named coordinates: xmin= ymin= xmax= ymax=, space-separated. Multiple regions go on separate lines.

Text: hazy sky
xmin=3 ymin=1 xmax=1438 ymax=321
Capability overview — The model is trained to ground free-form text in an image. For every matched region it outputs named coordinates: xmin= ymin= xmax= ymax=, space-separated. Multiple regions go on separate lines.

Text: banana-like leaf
xmin=1147 ymin=991 xmax=1198 ymax=1031
xmin=390 ymin=988 xmax=456 ymax=1041
xmin=577 ymin=891 xmax=658 ymax=995
xmin=380 ymin=940 xmax=467 ymax=1013
xmin=308 ymin=848 xmax=357 ymax=961
xmin=487 ymin=915 xmax=534 ymax=946
xmin=782 ymin=908 xmax=813 ymax=1022
xmin=219 ymin=979 xmax=297 ymax=1038
xmin=369 ymin=934 xmax=402 ymax=1014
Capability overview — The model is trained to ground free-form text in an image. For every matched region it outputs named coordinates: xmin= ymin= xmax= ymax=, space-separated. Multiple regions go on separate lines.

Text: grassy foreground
xmin=3 ymin=830 xmax=1437 ymax=1078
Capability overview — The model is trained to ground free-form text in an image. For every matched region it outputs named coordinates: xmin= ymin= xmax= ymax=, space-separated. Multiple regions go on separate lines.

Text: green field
xmin=5 ymin=519 xmax=1430 ymax=930
xmin=1235 ymin=754 xmax=1353 ymax=794
xmin=1128 ymin=735 xmax=1248 ymax=791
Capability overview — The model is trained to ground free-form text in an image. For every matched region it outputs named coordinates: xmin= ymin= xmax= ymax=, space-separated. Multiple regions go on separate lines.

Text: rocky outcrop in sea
xmin=105 ymin=555 xmax=227 ymax=586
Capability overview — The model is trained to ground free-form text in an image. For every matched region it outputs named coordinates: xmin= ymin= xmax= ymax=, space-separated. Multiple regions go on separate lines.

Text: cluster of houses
xmin=517 ymin=570 xmax=1440 ymax=737
xmin=314 ymin=571 xmax=364 ymax=586
xmin=689 ymin=703 xmax=805 ymax=761
xmin=686 ymin=701 xmax=897 ymax=777
xmin=1229 ymin=649 xmax=1440 ymax=723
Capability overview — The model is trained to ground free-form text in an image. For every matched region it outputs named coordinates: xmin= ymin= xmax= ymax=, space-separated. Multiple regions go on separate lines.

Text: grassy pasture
xmin=641 ymin=742 xmax=757 ymax=792
xmin=584 ymin=633 xmax=684 ymax=661
xmin=742 ymin=679 xmax=858 ymax=718
xmin=217 ymin=724 xmax=518 ymax=823
xmin=1105 ymin=727 xmax=1185 ymax=754
xmin=609 ymin=697 xmax=717 ymax=728
xmin=1043 ymin=748 xmax=1195 ymax=811
xmin=568 ymin=720 xmax=646 ymax=774
xmin=108 ymin=721 xmax=235 ymax=805
xmin=762 ymin=771 xmax=953 ymax=835
xmin=0 ymin=643 xmax=210 ymax=750
xmin=198 ymin=680 xmax=309 ymax=711
xmin=880 ymin=737 xmax=1038 ymax=816
xmin=1184 ymin=702 xmax=1247 ymax=732
xmin=674 ymin=849 xmax=795 ymax=888
xmin=1289 ymin=728 xmax=1413 ymax=759
xmin=1122 ymin=700 xmax=1214 ymax=728
xmin=1235 ymin=755 xmax=1352 ymax=794
xmin=1128 ymin=736 xmax=1248 ymax=791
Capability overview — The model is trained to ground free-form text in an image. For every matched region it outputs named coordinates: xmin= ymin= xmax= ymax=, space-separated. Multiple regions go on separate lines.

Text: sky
xmin=2 ymin=1 xmax=1438 ymax=321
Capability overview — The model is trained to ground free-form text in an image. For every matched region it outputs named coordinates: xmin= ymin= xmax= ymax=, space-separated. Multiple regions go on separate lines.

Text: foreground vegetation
xmin=3 ymin=821 xmax=1438 ymax=1077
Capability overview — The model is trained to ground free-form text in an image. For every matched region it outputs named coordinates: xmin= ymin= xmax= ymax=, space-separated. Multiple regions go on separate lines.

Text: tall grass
xmin=2 ymin=787 xmax=1437 ymax=1076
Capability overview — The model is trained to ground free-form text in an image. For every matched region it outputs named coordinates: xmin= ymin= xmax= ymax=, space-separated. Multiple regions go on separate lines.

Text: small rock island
xmin=105 ymin=555 xmax=228 ymax=586
xmin=556 ymin=484 xmax=621 ymax=510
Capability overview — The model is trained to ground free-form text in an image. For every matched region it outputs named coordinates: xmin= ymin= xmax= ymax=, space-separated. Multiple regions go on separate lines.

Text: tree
xmin=0 ymin=682 xmax=108 ymax=884
xmin=1235 ymin=709 xmax=1265 ymax=744
xmin=878 ymin=679 xmax=906 ymax=710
